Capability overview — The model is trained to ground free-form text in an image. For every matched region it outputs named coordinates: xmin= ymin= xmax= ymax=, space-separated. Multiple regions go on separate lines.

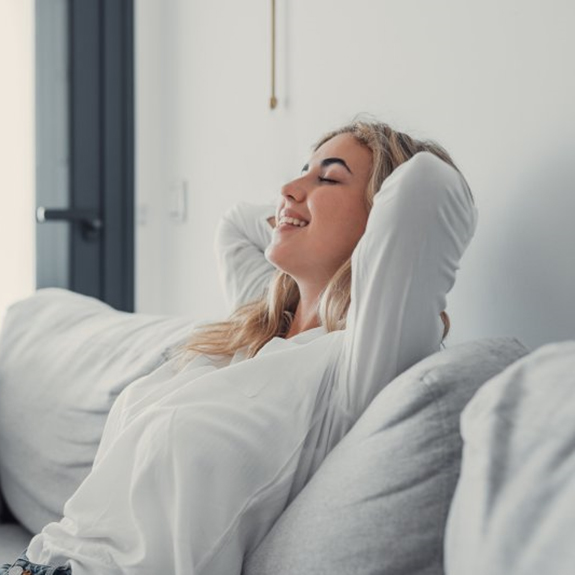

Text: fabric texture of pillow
xmin=0 ymin=288 xmax=196 ymax=534
xmin=445 ymin=340 xmax=575 ymax=575
xmin=243 ymin=336 xmax=529 ymax=575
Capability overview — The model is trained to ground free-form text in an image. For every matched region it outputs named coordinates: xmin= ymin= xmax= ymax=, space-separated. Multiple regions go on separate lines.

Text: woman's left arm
xmin=334 ymin=152 xmax=478 ymax=418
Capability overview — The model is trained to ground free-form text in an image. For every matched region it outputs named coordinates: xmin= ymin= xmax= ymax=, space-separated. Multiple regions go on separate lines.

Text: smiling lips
xmin=277 ymin=209 xmax=309 ymax=229
xmin=278 ymin=215 xmax=308 ymax=228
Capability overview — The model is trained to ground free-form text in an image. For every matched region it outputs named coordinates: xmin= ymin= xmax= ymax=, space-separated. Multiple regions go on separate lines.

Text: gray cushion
xmin=243 ymin=337 xmax=529 ymax=575
xmin=445 ymin=340 xmax=575 ymax=575
xmin=0 ymin=288 xmax=196 ymax=534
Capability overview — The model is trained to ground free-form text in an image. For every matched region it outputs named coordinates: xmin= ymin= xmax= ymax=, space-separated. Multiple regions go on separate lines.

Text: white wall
xmin=0 ymin=0 xmax=35 ymax=321
xmin=136 ymin=0 xmax=575 ymax=351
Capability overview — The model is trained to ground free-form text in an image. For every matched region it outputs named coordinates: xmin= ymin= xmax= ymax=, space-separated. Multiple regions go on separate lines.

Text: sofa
xmin=1 ymin=288 xmax=571 ymax=573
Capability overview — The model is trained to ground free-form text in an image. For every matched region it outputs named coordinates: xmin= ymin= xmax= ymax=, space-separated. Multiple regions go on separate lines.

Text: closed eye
xmin=319 ymin=176 xmax=339 ymax=184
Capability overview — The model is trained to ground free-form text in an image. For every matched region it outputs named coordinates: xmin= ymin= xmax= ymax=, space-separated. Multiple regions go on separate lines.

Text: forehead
xmin=312 ymin=133 xmax=372 ymax=173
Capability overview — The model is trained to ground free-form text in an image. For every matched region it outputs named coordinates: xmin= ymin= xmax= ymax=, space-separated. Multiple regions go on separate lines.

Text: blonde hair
xmin=186 ymin=120 xmax=459 ymax=360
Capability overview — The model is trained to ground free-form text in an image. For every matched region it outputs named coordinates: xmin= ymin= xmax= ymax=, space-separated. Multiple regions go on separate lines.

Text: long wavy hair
xmin=186 ymin=120 xmax=460 ymax=360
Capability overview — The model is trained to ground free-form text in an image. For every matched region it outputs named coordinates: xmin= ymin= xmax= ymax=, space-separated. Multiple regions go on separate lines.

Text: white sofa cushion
xmin=445 ymin=340 xmax=575 ymax=575
xmin=0 ymin=289 xmax=196 ymax=534
xmin=244 ymin=337 xmax=529 ymax=575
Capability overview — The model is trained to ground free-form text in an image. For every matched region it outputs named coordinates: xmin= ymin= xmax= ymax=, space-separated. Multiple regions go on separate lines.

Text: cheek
xmin=322 ymin=203 xmax=368 ymax=243
xmin=313 ymin=216 xmax=367 ymax=263
xmin=313 ymin=190 xmax=368 ymax=223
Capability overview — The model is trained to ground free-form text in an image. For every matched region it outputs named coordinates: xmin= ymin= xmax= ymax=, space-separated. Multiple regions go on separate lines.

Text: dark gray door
xmin=35 ymin=0 xmax=134 ymax=311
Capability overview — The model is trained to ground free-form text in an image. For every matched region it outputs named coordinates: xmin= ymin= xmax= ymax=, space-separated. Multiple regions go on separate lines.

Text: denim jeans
xmin=0 ymin=551 xmax=71 ymax=575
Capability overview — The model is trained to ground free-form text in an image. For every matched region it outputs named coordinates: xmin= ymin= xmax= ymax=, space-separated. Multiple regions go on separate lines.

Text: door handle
xmin=36 ymin=207 xmax=103 ymax=232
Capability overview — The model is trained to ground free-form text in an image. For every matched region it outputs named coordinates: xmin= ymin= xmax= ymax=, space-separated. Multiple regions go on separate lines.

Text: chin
xmin=264 ymin=245 xmax=278 ymax=267
xmin=265 ymin=245 xmax=286 ymax=270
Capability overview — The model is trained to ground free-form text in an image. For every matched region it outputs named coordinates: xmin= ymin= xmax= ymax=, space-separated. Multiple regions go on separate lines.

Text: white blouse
xmin=27 ymin=152 xmax=477 ymax=575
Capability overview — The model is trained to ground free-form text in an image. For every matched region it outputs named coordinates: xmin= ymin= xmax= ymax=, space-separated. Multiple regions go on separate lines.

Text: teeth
xmin=279 ymin=216 xmax=308 ymax=227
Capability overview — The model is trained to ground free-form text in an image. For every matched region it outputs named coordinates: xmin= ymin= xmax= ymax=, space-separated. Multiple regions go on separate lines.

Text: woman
xmin=2 ymin=120 xmax=477 ymax=575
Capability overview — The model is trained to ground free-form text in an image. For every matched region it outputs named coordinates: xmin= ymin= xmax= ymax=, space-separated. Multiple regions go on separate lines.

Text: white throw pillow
xmin=0 ymin=288 xmax=196 ymax=534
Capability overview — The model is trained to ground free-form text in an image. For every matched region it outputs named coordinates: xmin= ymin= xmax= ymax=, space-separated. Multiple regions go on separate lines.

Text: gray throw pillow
xmin=0 ymin=288 xmax=196 ymax=534
xmin=243 ymin=337 xmax=529 ymax=575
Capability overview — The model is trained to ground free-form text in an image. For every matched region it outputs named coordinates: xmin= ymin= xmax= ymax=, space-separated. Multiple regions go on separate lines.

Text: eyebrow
xmin=301 ymin=157 xmax=353 ymax=175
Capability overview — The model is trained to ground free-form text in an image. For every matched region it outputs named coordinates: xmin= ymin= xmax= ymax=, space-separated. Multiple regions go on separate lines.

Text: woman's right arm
xmin=215 ymin=202 xmax=277 ymax=312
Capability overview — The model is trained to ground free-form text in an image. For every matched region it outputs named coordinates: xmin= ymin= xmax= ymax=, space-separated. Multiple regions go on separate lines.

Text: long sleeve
xmin=334 ymin=152 xmax=478 ymax=418
xmin=214 ymin=202 xmax=277 ymax=313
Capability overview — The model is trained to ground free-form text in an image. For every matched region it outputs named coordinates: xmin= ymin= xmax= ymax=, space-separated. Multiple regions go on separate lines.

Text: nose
xmin=281 ymin=177 xmax=306 ymax=203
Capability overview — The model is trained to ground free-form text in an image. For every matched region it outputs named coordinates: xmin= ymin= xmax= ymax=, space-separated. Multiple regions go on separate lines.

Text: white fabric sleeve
xmin=214 ymin=202 xmax=277 ymax=313
xmin=334 ymin=152 xmax=478 ymax=418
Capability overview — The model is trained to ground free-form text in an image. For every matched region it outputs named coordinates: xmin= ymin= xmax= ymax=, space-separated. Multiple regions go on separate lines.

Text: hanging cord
xmin=270 ymin=0 xmax=278 ymax=109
